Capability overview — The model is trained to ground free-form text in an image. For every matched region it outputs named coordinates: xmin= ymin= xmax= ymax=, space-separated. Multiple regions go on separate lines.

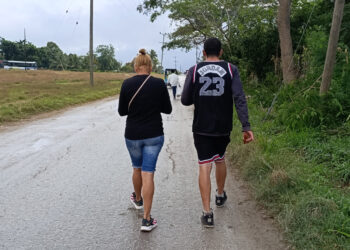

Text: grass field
xmin=0 ymin=70 xmax=136 ymax=124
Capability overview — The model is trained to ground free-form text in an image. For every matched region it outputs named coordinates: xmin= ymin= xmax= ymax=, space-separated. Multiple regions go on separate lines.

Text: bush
xmin=273 ymin=33 xmax=350 ymax=130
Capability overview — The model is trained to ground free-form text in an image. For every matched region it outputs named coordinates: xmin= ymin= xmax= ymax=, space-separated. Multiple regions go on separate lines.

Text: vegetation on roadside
xmin=229 ymin=101 xmax=350 ymax=249
xmin=228 ymin=34 xmax=350 ymax=248
xmin=0 ymin=70 xmax=130 ymax=124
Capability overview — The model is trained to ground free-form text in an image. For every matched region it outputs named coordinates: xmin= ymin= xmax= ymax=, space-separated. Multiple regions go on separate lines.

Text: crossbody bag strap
xmin=128 ymin=74 xmax=151 ymax=110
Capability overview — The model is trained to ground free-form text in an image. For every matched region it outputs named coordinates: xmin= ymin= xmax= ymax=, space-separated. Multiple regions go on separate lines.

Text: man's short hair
xmin=204 ymin=38 xmax=222 ymax=57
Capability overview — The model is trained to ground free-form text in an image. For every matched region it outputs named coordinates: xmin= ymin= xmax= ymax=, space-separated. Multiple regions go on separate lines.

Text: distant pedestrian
xmin=181 ymin=38 xmax=254 ymax=227
xmin=176 ymin=72 xmax=186 ymax=97
xmin=118 ymin=49 xmax=172 ymax=232
xmin=167 ymin=70 xmax=179 ymax=99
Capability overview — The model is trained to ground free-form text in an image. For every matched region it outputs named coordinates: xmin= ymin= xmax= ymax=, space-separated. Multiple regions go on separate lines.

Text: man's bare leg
xmin=215 ymin=160 xmax=226 ymax=195
xmin=199 ymin=163 xmax=212 ymax=212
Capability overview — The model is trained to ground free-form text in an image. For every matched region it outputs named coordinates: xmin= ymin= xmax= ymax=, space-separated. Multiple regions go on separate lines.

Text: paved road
xmin=0 ymin=97 xmax=287 ymax=250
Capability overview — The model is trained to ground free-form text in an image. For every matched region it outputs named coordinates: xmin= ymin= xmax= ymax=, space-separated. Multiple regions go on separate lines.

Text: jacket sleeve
xmin=181 ymin=66 xmax=195 ymax=106
xmin=118 ymin=80 xmax=128 ymax=116
xmin=230 ymin=64 xmax=251 ymax=131
xmin=161 ymin=80 xmax=172 ymax=114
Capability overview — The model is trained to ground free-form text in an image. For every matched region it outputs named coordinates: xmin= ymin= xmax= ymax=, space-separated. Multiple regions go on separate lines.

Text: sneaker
xmin=140 ymin=217 xmax=157 ymax=232
xmin=201 ymin=211 xmax=214 ymax=228
xmin=130 ymin=192 xmax=143 ymax=209
xmin=215 ymin=190 xmax=227 ymax=207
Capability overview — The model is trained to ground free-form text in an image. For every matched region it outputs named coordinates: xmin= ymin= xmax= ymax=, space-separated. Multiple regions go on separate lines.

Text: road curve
xmin=0 ymin=97 xmax=287 ymax=250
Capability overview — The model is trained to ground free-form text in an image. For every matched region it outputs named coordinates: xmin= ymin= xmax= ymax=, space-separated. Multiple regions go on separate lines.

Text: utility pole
xmin=24 ymin=28 xmax=27 ymax=71
xmin=174 ymin=56 xmax=177 ymax=70
xmin=89 ymin=0 xmax=94 ymax=87
xmin=159 ymin=32 xmax=166 ymax=72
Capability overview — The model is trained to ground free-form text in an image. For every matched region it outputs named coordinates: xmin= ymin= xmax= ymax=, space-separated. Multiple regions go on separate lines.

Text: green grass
xmin=229 ymin=102 xmax=350 ymax=249
xmin=0 ymin=71 xmax=124 ymax=123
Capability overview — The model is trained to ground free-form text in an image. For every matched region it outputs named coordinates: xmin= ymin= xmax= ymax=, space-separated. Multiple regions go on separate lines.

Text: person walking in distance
xmin=181 ymin=38 xmax=254 ymax=227
xmin=168 ymin=70 xmax=179 ymax=99
xmin=118 ymin=49 xmax=172 ymax=231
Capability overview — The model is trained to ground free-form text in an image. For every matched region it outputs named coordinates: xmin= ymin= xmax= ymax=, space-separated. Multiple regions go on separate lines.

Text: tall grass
xmin=229 ymin=103 xmax=350 ymax=249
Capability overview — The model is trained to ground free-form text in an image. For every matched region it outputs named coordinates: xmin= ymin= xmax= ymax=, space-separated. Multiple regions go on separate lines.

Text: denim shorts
xmin=125 ymin=135 xmax=164 ymax=173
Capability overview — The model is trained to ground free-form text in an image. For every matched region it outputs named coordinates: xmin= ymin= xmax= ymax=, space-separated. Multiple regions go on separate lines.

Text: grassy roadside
xmin=229 ymin=102 xmax=350 ymax=249
xmin=0 ymin=70 xmax=136 ymax=124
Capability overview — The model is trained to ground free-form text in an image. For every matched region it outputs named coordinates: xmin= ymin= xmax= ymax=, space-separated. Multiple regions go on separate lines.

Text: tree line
xmin=0 ymin=38 xmax=162 ymax=73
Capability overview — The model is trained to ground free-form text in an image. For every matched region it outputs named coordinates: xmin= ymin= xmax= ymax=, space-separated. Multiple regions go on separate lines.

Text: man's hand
xmin=243 ymin=131 xmax=254 ymax=144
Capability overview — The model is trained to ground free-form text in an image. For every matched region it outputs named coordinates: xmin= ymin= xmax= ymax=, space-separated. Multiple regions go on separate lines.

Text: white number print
xmin=199 ymin=76 xmax=225 ymax=96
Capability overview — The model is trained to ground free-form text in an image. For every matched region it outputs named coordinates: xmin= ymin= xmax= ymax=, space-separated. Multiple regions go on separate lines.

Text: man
xmin=176 ymin=72 xmax=186 ymax=98
xmin=181 ymin=38 xmax=254 ymax=227
xmin=168 ymin=70 xmax=179 ymax=99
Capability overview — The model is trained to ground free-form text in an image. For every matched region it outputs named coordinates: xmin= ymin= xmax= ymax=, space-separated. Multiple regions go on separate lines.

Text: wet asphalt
xmin=0 ymin=96 xmax=287 ymax=250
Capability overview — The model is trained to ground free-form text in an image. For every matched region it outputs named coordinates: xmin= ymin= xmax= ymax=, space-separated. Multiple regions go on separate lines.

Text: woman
xmin=118 ymin=49 xmax=172 ymax=232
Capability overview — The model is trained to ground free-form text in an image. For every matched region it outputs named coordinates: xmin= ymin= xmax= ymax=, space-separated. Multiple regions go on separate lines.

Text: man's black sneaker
xmin=215 ymin=191 xmax=227 ymax=207
xmin=141 ymin=217 xmax=158 ymax=232
xmin=130 ymin=192 xmax=143 ymax=210
xmin=201 ymin=211 xmax=214 ymax=228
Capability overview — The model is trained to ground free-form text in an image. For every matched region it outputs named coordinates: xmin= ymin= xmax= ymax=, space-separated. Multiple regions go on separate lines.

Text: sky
xmin=0 ymin=0 xmax=198 ymax=72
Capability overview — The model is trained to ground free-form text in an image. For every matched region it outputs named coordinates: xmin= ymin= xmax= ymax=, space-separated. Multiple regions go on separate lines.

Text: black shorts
xmin=193 ymin=133 xmax=230 ymax=165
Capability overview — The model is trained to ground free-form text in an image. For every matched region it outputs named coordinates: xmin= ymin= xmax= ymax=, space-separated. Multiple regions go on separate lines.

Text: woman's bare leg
xmin=132 ymin=168 xmax=142 ymax=201
xmin=141 ymin=172 xmax=154 ymax=220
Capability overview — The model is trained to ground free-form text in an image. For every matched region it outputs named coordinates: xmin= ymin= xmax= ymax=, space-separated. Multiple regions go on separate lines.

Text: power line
xmin=71 ymin=8 xmax=82 ymax=37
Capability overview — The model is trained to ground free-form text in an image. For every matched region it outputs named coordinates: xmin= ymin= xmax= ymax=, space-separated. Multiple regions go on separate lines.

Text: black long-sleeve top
xmin=181 ymin=62 xmax=250 ymax=133
xmin=118 ymin=75 xmax=172 ymax=140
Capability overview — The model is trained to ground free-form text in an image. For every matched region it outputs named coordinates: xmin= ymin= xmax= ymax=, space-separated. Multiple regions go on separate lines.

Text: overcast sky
xmin=0 ymin=0 xmax=198 ymax=71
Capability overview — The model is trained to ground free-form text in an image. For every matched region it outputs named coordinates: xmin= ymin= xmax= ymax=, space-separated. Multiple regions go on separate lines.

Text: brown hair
xmin=134 ymin=49 xmax=152 ymax=72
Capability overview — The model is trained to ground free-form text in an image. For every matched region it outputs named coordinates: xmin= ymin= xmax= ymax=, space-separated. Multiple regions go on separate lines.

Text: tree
xmin=95 ymin=44 xmax=121 ymax=71
xmin=120 ymin=62 xmax=134 ymax=73
xmin=0 ymin=38 xmax=21 ymax=60
xmin=138 ymin=0 xmax=279 ymax=79
xmin=149 ymin=49 xmax=163 ymax=73
xmin=277 ymin=0 xmax=297 ymax=83
xmin=67 ymin=54 xmax=81 ymax=71
xmin=0 ymin=37 xmax=3 ymax=59
xmin=139 ymin=0 xmax=243 ymax=51
xmin=36 ymin=47 xmax=50 ymax=68
xmin=339 ymin=3 xmax=350 ymax=47
xmin=81 ymin=53 xmax=93 ymax=71
xmin=46 ymin=42 xmax=66 ymax=70
xmin=320 ymin=0 xmax=346 ymax=94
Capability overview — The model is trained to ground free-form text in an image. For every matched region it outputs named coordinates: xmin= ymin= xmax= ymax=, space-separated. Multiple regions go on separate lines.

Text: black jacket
xmin=181 ymin=61 xmax=250 ymax=135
